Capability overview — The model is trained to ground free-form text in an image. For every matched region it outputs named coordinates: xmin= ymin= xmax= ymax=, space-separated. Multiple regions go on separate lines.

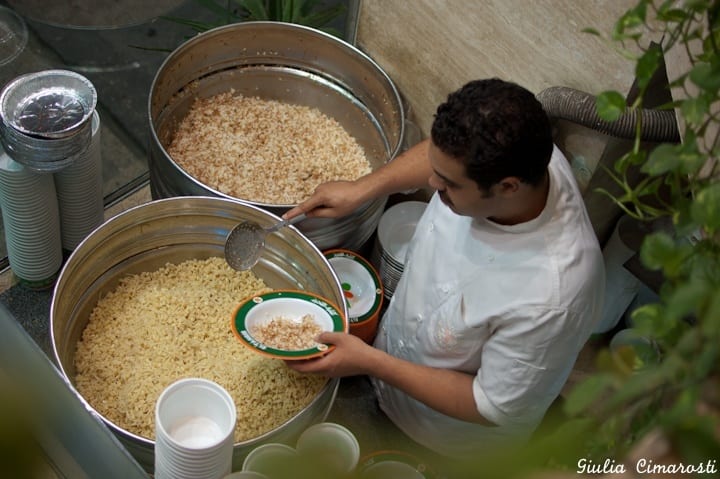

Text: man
xmin=283 ymin=78 xmax=605 ymax=457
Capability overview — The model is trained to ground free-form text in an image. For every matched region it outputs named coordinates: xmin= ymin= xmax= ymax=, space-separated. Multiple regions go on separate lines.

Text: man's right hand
xmin=283 ymin=139 xmax=433 ymax=221
xmin=283 ymin=180 xmax=367 ymax=220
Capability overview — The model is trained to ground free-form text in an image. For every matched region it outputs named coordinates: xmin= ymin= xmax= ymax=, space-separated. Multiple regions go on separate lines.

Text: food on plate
xmin=250 ymin=314 xmax=323 ymax=351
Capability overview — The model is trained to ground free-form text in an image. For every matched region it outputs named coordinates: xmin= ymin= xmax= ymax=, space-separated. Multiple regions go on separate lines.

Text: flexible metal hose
xmin=537 ymin=86 xmax=680 ymax=143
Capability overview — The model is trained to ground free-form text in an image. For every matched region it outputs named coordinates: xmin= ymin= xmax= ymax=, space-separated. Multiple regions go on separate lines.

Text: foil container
xmin=0 ymin=69 xmax=96 ymax=172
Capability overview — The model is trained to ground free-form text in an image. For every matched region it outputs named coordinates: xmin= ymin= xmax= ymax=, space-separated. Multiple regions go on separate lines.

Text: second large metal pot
xmin=148 ymin=21 xmax=405 ymax=251
xmin=50 ymin=196 xmax=346 ymax=473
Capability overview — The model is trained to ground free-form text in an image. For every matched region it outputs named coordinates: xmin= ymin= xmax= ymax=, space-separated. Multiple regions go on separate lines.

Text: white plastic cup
xmin=296 ymin=422 xmax=360 ymax=476
xmin=54 ymin=110 xmax=104 ymax=251
xmin=155 ymin=378 xmax=237 ymax=479
xmin=223 ymin=472 xmax=269 ymax=479
xmin=0 ymin=149 xmax=62 ymax=287
xmin=359 ymin=460 xmax=425 ymax=479
xmin=242 ymin=443 xmax=299 ymax=478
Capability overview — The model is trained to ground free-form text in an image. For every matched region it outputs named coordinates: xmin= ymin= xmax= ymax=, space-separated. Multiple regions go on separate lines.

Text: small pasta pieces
xmin=250 ymin=314 xmax=323 ymax=351
xmin=167 ymin=92 xmax=371 ymax=205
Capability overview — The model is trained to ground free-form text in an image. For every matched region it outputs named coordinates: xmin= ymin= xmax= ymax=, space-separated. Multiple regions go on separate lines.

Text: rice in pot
xmin=74 ymin=256 xmax=328 ymax=442
xmin=166 ymin=91 xmax=372 ymax=204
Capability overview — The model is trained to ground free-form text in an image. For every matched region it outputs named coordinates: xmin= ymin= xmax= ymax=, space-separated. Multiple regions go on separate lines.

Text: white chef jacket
xmin=372 ymin=146 xmax=605 ymax=457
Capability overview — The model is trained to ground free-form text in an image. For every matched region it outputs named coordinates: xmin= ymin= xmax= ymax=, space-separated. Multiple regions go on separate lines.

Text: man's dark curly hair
xmin=430 ymin=79 xmax=553 ymax=192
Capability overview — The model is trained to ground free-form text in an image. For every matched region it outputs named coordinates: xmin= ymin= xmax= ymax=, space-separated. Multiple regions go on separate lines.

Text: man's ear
xmin=497 ymin=177 xmax=522 ymax=195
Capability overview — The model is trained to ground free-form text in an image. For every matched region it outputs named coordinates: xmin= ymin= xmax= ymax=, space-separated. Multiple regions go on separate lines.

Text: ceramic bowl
xmin=232 ymin=290 xmax=347 ymax=360
xmin=324 ymin=249 xmax=383 ymax=343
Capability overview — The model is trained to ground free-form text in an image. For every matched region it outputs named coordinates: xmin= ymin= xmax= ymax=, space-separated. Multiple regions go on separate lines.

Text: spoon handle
xmin=267 ymin=213 xmax=307 ymax=233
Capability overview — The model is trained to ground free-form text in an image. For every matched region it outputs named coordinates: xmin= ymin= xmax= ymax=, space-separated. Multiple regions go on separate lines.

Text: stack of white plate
xmin=54 ymin=110 xmax=104 ymax=251
xmin=0 ymin=147 xmax=62 ymax=286
xmin=371 ymin=201 xmax=427 ymax=299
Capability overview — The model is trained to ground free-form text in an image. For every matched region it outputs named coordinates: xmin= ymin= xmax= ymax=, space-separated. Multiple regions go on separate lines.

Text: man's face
xmin=427 ymin=141 xmax=506 ymax=220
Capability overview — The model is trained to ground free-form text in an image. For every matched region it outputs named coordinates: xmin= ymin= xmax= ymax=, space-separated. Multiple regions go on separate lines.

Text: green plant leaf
xmin=612 ymin=2 xmax=647 ymax=40
xmin=635 ymin=47 xmax=662 ymax=89
xmin=656 ymin=5 xmax=689 ymax=22
xmin=664 ymin=278 xmax=710 ymax=322
xmin=689 ymin=62 xmax=720 ymax=92
xmin=640 ymin=232 xmax=678 ymax=271
xmin=601 ymin=367 xmax=665 ymax=411
xmin=642 ymin=144 xmax=681 ymax=175
xmin=160 ymin=15 xmax=221 ymax=32
xmin=194 ymin=0 xmax=242 ymax=19
xmin=239 ymin=0 xmax=270 ymax=20
xmin=692 ymin=342 xmax=719 ymax=381
xmin=633 ymin=304 xmax=684 ymax=347
xmin=283 ymin=0 xmax=295 ymax=22
xmin=634 ymin=175 xmax=663 ymax=200
xmin=701 ymin=291 xmax=720 ymax=335
xmin=645 ymin=139 xmax=705 ymax=177
xmin=691 ymin=183 xmax=720 ymax=233
xmin=582 ymin=27 xmax=602 ymax=36
xmin=301 ymin=5 xmax=346 ymax=28
xmin=680 ymin=95 xmax=709 ymax=127
xmin=617 ymin=149 xmax=647 ymax=173
xmin=564 ymin=374 xmax=614 ymax=416
xmin=669 ymin=422 xmax=720 ymax=464
xmin=701 ymin=28 xmax=720 ymax=60
xmin=631 ymin=303 xmax=663 ymax=330
xmin=596 ymin=91 xmax=627 ymax=121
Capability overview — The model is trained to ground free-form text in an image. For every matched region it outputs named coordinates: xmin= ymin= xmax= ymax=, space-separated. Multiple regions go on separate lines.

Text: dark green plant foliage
xmin=449 ymin=2 xmax=720 ymax=476
xmin=165 ymin=0 xmax=346 ymax=37
xmin=133 ymin=0 xmax=346 ymax=52
xmin=568 ymin=0 xmax=720 ymax=468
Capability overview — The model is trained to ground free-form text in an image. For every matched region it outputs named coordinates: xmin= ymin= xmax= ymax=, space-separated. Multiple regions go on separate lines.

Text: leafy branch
xmin=133 ymin=0 xmax=347 ymax=52
xmin=562 ymin=0 xmax=720 ymax=464
xmin=165 ymin=0 xmax=346 ymax=36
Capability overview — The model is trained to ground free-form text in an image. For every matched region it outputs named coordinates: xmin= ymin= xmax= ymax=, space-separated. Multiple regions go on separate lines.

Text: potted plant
xmin=440 ymin=2 xmax=719 ymax=477
xmin=551 ymin=0 xmax=720 ymax=474
xmin=164 ymin=0 xmax=348 ymax=37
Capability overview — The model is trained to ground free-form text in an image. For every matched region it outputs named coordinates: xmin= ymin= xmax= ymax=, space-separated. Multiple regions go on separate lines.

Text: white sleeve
xmin=472 ymin=306 xmax=579 ymax=427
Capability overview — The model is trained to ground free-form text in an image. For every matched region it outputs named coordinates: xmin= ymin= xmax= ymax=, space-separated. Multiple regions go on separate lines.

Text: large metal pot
xmin=49 ymin=196 xmax=346 ymax=473
xmin=148 ymin=21 xmax=405 ymax=251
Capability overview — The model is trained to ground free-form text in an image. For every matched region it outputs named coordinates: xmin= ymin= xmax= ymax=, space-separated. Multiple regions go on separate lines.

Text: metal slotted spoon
xmin=224 ymin=214 xmax=306 ymax=271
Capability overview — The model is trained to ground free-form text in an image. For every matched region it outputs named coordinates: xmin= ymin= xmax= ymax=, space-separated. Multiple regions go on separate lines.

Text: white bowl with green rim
xmin=232 ymin=290 xmax=347 ymax=360
xmin=324 ymin=249 xmax=383 ymax=343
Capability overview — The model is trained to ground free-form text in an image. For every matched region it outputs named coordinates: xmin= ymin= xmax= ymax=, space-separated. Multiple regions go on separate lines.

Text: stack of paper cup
xmin=0 ymin=147 xmax=62 ymax=288
xmin=295 ymin=422 xmax=360 ymax=477
xmin=155 ymin=378 xmax=237 ymax=479
xmin=242 ymin=443 xmax=300 ymax=478
xmin=54 ymin=110 xmax=104 ymax=251
xmin=357 ymin=451 xmax=429 ymax=479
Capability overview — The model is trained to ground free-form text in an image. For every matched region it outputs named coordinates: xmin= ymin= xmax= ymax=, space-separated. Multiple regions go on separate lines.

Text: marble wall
xmin=356 ymin=0 xmax=640 ymax=135
xmin=354 ymin=0 xmax=659 ymax=241
xmin=357 ymin=0 xmax=634 ymax=132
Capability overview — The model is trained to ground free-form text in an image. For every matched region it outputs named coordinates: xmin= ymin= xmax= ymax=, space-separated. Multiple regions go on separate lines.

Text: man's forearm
xmin=356 ymin=139 xmax=433 ymax=201
xmin=364 ymin=346 xmax=495 ymax=426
